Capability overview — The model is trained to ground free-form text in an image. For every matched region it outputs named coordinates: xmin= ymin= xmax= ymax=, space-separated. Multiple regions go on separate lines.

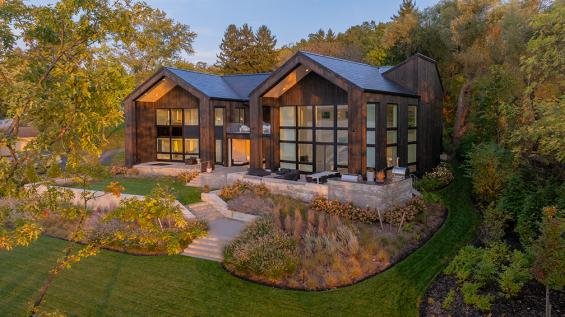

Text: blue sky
xmin=27 ymin=0 xmax=439 ymax=64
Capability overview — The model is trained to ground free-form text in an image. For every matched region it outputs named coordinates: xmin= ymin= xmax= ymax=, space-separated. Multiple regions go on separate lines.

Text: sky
xmin=27 ymin=0 xmax=439 ymax=65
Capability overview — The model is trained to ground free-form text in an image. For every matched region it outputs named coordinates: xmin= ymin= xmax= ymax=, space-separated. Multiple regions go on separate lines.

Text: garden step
xmin=189 ymin=242 xmax=224 ymax=251
xmin=182 ymin=250 xmax=223 ymax=262
xmin=185 ymin=245 xmax=223 ymax=256
xmin=191 ymin=239 xmax=225 ymax=248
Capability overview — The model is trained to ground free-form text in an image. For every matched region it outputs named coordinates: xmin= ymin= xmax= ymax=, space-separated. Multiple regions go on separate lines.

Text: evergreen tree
xmin=392 ymin=0 xmax=417 ymax=19
xmin=216 ymin=24 xmax=243 ymax=74
xmin=216 ymin=24 xmax=277 ymax=74
xmin=254 ymin=25 xmax=278 ymax=72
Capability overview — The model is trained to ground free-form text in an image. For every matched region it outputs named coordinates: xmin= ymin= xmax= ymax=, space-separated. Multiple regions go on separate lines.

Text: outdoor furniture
xmin=306 ymin=171 xmax=341 ymax=184
xmin=275 ymin=168 xmax=291 ymax=175
xmin=185 ymin=157 xmax=198 ymax=165
xmin=341 ymin=174 xmax=362 ymax=182
xmin=247 ymin=168 xmax=271 ymax=177
xmin=274 ymin=169 xmax=300 ymax=181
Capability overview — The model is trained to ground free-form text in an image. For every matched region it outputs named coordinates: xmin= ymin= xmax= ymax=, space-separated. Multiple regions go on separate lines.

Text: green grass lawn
xmin=0 ymin=167 xmax=479 ymax=316
xmin=87 ymin=177 xmax=201 ymax=205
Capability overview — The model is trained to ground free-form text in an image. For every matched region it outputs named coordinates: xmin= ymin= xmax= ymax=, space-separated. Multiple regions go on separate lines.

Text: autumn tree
xmin=0 ymin=0 xmax=200 ymax=313
xmin=532 ymin=206 xmax=565 ymax=317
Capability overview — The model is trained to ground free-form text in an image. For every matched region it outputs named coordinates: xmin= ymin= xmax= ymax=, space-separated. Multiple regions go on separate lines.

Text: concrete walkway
xmin=182 ymin=201 xmax=247 ymax=262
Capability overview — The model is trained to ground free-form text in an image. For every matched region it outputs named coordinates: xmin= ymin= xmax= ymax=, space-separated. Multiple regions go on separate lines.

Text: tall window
xmin=214 ymin=108 xmax=224 ymax=126
xmin=233 ymin=108 xmax=245 ymax=124
xmin=386 ymin=104 xmax=398 ymax=168
xmin=366 ymin=103 xmax=377 ymax=169
xmin=407 ymin=105 xmax=417 ymax=171
xmin=279 ymin=104 xmax=348 ymax=173
xmin=156 ymin=108 xmax=199 ymax=161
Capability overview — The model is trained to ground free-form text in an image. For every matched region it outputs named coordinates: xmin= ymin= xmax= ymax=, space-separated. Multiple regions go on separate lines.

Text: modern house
xmin=124 ymin=51 xmax=442 ymax=177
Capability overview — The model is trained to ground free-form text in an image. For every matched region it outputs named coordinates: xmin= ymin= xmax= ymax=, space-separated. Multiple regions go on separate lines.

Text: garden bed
xmin=219 ymin=181 xmax=447 ymax=290
xmin=421 ymin=273 xmax=565 ymax=317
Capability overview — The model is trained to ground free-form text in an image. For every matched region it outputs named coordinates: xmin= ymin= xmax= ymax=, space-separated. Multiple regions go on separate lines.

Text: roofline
xmin=383 ymin=53 xmax=444 ymax=93
xmin=249 ymin=51 xmax=362 ymax=97
xmin=363 ymin=88 xmax=419 ymax=98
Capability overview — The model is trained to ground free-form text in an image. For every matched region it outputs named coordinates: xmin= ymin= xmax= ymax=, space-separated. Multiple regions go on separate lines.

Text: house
xmin=124 ymin=51 xmax=443 ymax=177
xmin=0 ymin=119 xmax=39 ymax=156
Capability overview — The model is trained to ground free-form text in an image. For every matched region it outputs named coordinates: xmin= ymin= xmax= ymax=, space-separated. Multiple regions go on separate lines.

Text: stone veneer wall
xmin=226 ymin=173 xmax=328 ymax=202
xmin=327 ymin=178 xmax=414 ymax=210
xmin=226 ymin=172 xmax=416 ymax=209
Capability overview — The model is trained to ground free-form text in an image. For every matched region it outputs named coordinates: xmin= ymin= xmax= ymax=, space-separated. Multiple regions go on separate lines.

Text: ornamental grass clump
xmin=224 ymin=215 xmax=299 ymax=279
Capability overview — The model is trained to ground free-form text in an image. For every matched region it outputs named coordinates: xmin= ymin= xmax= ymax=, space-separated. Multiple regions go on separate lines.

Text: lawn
xmin=0 ymin=166 xmax=479 ymax=316
xmin=87 ymin=177 xmax=201 ymax=205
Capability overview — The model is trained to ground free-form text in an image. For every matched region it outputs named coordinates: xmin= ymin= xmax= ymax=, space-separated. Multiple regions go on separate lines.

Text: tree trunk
xmin=546 ymin=285 xmax=551 ymax=317
xmin=452 ymin=80 xmax=473 ymax=151
xmin=30 ymin=272 xmax=57 ymax=316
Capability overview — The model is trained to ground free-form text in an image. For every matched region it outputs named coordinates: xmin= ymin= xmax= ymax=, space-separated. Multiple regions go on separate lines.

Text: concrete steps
xmin=187 ymin=175 xmax=201 ymax=187
xmin=182 ymin=236 xmax=226 ymax=262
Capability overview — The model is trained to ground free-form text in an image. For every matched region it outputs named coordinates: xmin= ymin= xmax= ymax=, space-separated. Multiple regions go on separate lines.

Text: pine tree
xmin=216 ymin=24 xmax=278 ymax=74
xmin=254 ymin=25 xmax=277 ymax=72
xmin=392 ymin=0 xmax=417 ymax=19
xmin=216 ymin=24 xmax=242 ymax=74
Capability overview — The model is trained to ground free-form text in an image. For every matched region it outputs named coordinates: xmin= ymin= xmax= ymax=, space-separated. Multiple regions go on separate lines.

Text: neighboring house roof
xmin=165 ymin=68 xmax=270 ymax=101
xmin=0 ymin=119 xmax=38 ymax=138
xmin=299 ymin=51 xmax=417 ymax=95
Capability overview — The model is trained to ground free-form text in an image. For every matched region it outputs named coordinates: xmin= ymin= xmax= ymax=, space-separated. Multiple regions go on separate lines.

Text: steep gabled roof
xmin=299 ymin=51 xmax=417 ymax=96
xmin=165 ymin=68 xmax=270 ymax=101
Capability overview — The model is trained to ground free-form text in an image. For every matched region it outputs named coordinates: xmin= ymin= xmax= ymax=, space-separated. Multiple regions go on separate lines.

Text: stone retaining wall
xmin=226 ymin=172 xmax=416 ymax=210
xmin=201 ymin=191 xmax=257 ymax=222
xmin=227 ymin=173 xmax=328 ymax=202
xmin=327 ymin=178 xmax=415 ymax=210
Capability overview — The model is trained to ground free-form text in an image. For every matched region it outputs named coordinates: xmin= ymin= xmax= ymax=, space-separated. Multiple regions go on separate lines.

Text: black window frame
xmin=386 ymin=103 xmax=399 ymax=169
xmin=155 ymin=108 xmax=200 ymax=162
xmin=407 ymin=104 xmax=418 ymax=167
xmin=279 ymin=104 xmax=348 ymax=173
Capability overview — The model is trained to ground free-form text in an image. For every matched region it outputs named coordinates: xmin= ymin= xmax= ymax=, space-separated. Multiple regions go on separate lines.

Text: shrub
xmin=481 ymin=203 xmax=510 ymax=244
xmin=383 ymin=198 xmax=426 ymax=226
xmin=442 ymin=289 xmax=456 ymax=310
xmin=461 ymin=282 xmax=493 ymax=311
xmin=110 ymin=166 xmax=128 ymax=176
xmin=177 ymin=170 xmax=199 ymax=184
xmin=224 ymin=215 xmax=298 ymax=279
xmin=445 ymin=242 xmax=531 ymax=311
xmin=415 ymin=162 xmax=454 ymax=192
xmin=219 ymin=181 xmax=269 ymax=201
xmin=464 ymin=142 xmax=512 ymax=206
xmin=498 ymin=250 xmax=532 ymax=298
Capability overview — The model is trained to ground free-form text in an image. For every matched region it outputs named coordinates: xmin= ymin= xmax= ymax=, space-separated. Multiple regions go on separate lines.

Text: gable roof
xmin=299 ymin=51 xmax=417 ymax=96
xmin=165 ymin=67 xmax=270 ymax=101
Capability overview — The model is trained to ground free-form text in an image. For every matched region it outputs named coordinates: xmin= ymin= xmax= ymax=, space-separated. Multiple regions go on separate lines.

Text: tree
xmin=111 ymin=1 xmax=197 ymax=84
xmin=0 ymin=0 xmax=199 ymax=314
xmin=511 ymin=0 xmax=565 ymax=165
xmin=216 ymin=24 xmax=278 ymax=74
xmin=532 ymin=206 xmax=565 ymax=317
xmin=254 ymin=25 xmax=277 ymax=72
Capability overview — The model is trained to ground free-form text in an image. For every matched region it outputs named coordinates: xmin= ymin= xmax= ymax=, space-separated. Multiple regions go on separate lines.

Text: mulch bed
xmin=420 ymin=273 xmax=565 ymax=317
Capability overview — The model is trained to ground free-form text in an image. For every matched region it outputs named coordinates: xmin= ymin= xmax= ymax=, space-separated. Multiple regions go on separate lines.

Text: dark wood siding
xmin=383 ymin=55 xmax=443 ymax=173
xmin=277 ymin=72 xmax=347 ymax=106
xmin=135 ymin=101 xmax=156 ymax=163
xmin=134 ymin=86 xmax=202 ymax=164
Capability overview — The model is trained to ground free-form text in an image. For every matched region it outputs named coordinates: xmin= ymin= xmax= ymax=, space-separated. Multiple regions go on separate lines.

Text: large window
xmin=214 ymin=108 xmax=224 ymax=126
xmin=279 ymin=104 xmax=348 ymax=173
xmin=156 ymin=108 xmax=199 ymax=161
xmin=366 ymin=103 xmax=377 ymax=168
xmin=408 ymin=105 xmax=417 ymax=171
xmin=386 ymin=104 xmax=398 ymax=168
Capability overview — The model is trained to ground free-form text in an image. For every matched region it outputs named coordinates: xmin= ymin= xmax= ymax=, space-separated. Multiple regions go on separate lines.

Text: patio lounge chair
xmin=274 ymin=169 xmax=300 ymax=181
xmin=247 ymin=168 xmax=271 ymax=177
